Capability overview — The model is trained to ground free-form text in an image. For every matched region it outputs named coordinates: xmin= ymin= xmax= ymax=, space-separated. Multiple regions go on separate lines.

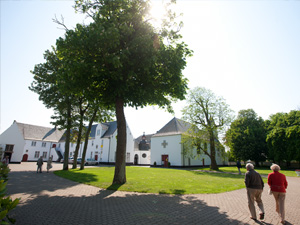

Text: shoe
xmin=259 ymin=213 xmax=265 ymax=220
xmin=250 ymin=217 xmax=257 ymax=221
xmin=281 ymin=220 xmax=286 ymax=224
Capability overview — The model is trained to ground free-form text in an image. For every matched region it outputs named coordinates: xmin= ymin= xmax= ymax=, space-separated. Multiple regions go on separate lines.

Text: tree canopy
xmin=72 ymin=0 xmax=192 ymax=184
xmin=225 ymin=109 xmax=267 ymax=166
xmin=182 ymin=87 xmax=234 ymax=170
xmin=266 ymin=110 xmax=300 ymax=166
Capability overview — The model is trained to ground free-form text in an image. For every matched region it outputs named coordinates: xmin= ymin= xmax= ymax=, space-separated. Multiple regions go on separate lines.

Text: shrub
xmin=0 ymin=162 xmax=19 ymax=224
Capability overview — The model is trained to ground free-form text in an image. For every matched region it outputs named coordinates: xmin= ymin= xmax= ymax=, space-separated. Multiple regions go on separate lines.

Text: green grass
xmin=198 ymin=166 xmax=299 ymax=177
xmin=54 ymin=166 xmax=256 ymax=195
xmin=54 ymin=166 xmax=298 ymax=194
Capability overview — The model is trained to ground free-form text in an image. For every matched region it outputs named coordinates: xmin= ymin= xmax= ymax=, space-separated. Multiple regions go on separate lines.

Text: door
xmin=134 ymin=154 xmax=138 ymax=165
xmin=161 ymin=154 xmax=169 ymax=167
xmin=22 ymin=154 xmax=28 ymax=162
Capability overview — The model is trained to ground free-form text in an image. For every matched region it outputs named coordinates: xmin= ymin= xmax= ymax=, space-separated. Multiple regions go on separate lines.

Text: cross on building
xmin=161 ymin=140 xmax=168 ymax=148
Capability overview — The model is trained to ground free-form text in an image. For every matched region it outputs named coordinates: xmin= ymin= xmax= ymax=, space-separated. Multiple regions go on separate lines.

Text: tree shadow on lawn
xmin=189 ymin=170 xmax=245 ymax=179
xmin=9 ymin=188 xmax=271 ymax=225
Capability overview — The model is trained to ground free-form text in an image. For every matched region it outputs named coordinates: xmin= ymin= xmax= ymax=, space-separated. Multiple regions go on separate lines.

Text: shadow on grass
xmin=107 ymin=183 xmax=124 ymax=191
xmin=189 ymin=170 xmax=244 ymax=179
xmin=54 ymin=169 xmax=99 ymax=183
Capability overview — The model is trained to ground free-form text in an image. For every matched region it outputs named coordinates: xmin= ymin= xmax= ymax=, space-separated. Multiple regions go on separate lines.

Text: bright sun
xmin=149 ymin=2 xmax=166 ymax=26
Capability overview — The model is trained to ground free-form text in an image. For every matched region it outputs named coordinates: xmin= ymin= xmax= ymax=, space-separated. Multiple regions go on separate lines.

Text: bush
xmin=0 ymin=162 xmax=19 ymax=224
xmin=153 ymin=161 xmax=156 ymax=167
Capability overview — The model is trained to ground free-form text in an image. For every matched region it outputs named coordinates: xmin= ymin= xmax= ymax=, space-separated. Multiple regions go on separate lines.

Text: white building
xmin=150 ymin=117 xmax=226 ymax=167
xmin=0 ymin=121 xmax=64 ymax=163
xmin=0 ymin=120 xmax=134 ymax=164
xmin=133 ymin=133 xmax=153 ymax=165
xmin=57 ymin=121 xmax=134 ymax=164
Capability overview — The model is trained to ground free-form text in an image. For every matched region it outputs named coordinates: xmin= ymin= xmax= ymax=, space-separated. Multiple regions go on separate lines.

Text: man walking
xmin=245 ymin=163 xmax=265 ymax=221
xmin=37 ymin=156 xmax=43 ymax=173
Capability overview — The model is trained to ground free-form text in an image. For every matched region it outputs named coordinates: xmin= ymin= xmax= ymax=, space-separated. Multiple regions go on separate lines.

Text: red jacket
xmin=268 ymin=171 xmax=288 ymax=193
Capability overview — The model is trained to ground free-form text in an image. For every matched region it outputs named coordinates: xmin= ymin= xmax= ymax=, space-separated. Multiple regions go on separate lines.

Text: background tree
xmin=75 ymin=0 xmax=192 ymax=184
xmin=30 ymin=49 xmax=76 ymax=170
xmin=182 ymin=87 xmax=234 ymax=170
xmin=225 ymin=109 xmax=267 ymax=166
xmin=30 ymin=23 xmax=115 ymax=170
xmin=266 ymin=110 xmax=300 ymax=167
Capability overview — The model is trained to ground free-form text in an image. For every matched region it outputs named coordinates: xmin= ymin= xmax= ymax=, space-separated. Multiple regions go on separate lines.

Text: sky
xmin=1 ymin=0 xmax=300 ymax=139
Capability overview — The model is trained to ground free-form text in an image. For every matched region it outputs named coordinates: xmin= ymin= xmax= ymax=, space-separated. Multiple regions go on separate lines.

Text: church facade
xmin=150 ymin=117 xmax=226 ymax=167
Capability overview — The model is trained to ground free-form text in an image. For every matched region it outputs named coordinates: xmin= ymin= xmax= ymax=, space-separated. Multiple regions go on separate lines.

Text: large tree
xmin=225 ymin=109 xmax=268 ymax=166
xmin=75 ymin=0 xmax=192 ymax=184
xmin=182 ymin=87 xmax=234 ymax=170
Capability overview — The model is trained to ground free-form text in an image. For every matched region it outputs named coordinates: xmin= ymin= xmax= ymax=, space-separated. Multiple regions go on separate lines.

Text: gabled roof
xmin=101 ymin=121 xmax=117 ymax=138
xmin=153 ymin=117 xmax=191 ymax=137
xmin=134 ymin=133 xmax=153 ymax=149
xmin=15 ymin=122 xmax=65 ymax=142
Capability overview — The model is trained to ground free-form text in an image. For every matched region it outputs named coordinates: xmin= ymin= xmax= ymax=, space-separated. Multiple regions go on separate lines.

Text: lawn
xmin=54 ymin=166 xmax=266 ymax=194
xmin=198 ymin=166 xmax=299 ymax=177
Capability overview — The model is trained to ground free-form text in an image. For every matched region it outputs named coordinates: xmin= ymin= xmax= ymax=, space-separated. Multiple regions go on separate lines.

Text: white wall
xmin=134 ymin=150 xmax=151 ymax=165
xmin=23 ymin=140 xmax=56 ymax=162
xmin=0 ymin=122 xmax=25 ymax=163
xmin=151 ymin=135 xmax=183 ymax=166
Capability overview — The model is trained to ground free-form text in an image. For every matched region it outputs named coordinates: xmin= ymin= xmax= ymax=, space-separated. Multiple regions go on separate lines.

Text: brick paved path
xmin=6 ymin=163 xmax=300 ymax=225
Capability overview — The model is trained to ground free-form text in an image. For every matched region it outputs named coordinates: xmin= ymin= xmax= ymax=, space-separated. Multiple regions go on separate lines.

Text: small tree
xmin=182 ymin=87 xmax=234 ymax=170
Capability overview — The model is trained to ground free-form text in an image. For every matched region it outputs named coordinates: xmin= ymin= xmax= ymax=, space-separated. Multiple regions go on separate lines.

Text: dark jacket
xmin=245 ymin=169 xmax=264 ymax=189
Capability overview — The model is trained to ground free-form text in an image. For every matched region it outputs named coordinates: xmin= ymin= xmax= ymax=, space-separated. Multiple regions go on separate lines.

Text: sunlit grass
xmin=55 ymin=166 xmax=255 ymax=194
xmin=198 ymin=166 xmax=299 ymax=177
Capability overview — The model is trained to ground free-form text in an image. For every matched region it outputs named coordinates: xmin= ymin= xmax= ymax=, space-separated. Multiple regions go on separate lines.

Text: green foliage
xmin=225 ymin=109 xmax=268 ymax=166
xmin=182 ymin=87 xmax=234 ymax=170
xmin=0 ymin=163 xmax=19 ymax=224
xmin=266 ymin=110 xmax=300 ymax=165
xmin=0 ymin=163 xmax=10 ymax=182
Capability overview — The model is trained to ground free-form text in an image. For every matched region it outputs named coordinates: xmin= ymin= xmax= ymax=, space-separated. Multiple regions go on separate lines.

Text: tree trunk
xmin=80 ymin=108 xmax=98 ymax=170
xmin=209 ymin=133 xmax=219 ymax=170
xmin=113 ymin=98 xmax=127 ymax=184
xmin=73 ymin=119 xmax=83 ymax=169
xmin=63 ymin=104 xmax=72 ymax=170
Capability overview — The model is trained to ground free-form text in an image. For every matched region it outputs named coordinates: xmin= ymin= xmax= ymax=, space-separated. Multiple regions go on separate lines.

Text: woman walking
xmin=268 ymin=164 xmax=288 ymax=224
xmin=47 ymin=156 xmax=53 ymax=173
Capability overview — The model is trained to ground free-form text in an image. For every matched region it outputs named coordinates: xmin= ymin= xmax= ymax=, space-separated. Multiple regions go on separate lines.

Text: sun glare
xmin=149 ymin=2 xmax=166 ymax=27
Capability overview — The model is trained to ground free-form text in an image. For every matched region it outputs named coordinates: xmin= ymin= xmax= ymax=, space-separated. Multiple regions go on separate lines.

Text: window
xmin=126 ymin=153 xmax=130 ymax=162
xmin=31 ymin=141 xmax=36 ymax=147
xmin=71 ymin=143 xmax=74 ymax=147
xmin=92 ymin=141 xmax=94 ymax=146
xmin=97 ymin=129 xmax=100 ymax=136
xmin=34 ymin=151 xmax=40 ymax=158
xmin=96 ymin=145 xmax=98 ymax=149
xmin=42 ymin=152 xmax=47 ymax=158
xmin=42 ymin=142 xmax=46 ymax=147
xmin=142 ymin=153 xmax=147 ymax=158
xmin=59 ymin=143 xmax=61 ymax=148
xmin=5 ymin=145 xmax=14 ymax=152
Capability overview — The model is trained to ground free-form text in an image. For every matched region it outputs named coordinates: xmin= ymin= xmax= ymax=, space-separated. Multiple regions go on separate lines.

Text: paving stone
xmin=6 ymin=162 xmax=300 ymax=225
